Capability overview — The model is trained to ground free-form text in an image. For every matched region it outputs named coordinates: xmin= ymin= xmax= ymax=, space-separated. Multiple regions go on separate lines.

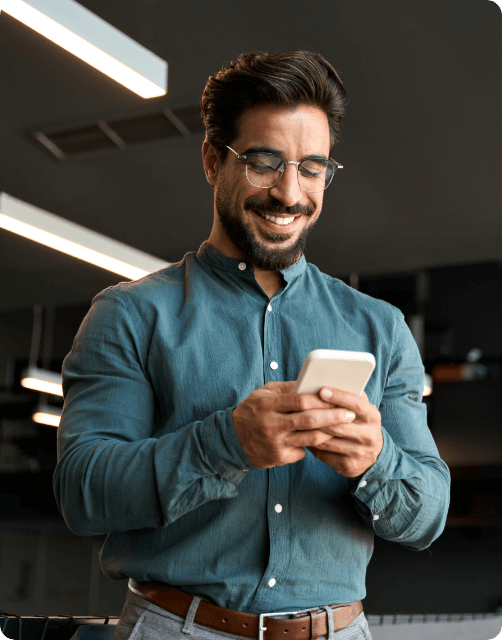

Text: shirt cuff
xmin=348 ymin=427 xmax=395 ymax=500
xmin=201 ymin=406 xmax=257 ymax=483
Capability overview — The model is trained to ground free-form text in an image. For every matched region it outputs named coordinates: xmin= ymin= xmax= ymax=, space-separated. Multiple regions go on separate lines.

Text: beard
xmin=214 ymin=186 xmax=319 ymax=272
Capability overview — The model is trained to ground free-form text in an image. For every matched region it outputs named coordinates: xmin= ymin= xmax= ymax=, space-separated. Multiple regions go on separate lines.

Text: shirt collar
xmin=196 ymin=241 xmax=307 ymax=280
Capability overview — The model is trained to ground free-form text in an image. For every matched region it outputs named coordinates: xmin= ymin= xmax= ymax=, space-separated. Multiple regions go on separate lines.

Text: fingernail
xmin=320 ymin=388 xmax=333 ymax=399
xmin=346 ymin=411 xmax=356 ymax=421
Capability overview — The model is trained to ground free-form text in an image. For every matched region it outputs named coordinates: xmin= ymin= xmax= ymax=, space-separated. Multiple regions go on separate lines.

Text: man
xmin=54 ymin=51 xmax=450 ymax=640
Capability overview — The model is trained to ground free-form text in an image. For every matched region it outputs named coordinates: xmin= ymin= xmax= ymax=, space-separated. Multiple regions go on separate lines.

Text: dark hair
xmin=201 ymin=51 xmax=347 ymax=162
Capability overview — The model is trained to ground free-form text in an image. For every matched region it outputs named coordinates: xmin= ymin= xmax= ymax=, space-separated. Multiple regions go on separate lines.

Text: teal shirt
xmin=54 ymin=241 xmax=450 ymax=614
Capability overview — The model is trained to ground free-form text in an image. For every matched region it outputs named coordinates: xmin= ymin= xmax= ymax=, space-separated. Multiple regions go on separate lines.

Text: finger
xmin=288 ymin=408 xmax=357 ymax=431
xmin=306 ymin=441 xmax=344 ymax=456
xmin=306 ymin=446 xmax=344 ymax=468
xmin=286 ymin=429 xmax=336 ymax=449
xmin=273 ymin=391 xmax=336 ymax=414
xmin=319 ymin=387 xmax=372 ymax=417
xmin=316 ymin=421 xmax=359 ymax=438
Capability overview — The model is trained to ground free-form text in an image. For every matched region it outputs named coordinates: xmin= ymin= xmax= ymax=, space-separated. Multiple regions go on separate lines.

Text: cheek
xmin=311 ymin=195 xmax=324 ymax=217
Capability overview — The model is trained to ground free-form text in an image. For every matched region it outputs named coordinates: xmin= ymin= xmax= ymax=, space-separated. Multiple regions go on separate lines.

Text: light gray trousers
xmin=112 ymin=585 xmax=373 ymax=640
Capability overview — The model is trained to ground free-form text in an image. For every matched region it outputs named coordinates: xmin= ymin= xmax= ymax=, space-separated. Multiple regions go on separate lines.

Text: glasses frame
xmin=226 ymin=145 xmax=343 ymax=193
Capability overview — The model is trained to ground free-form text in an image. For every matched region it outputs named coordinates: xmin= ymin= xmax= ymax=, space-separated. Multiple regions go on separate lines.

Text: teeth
xmin=258 ymin=212 xmax=295 ymax=225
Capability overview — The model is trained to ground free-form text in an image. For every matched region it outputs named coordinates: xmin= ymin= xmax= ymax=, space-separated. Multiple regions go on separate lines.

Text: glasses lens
xmin=298 ymin=159 xmax=335 ymax=192
xmin=245 ymin=153 xmax=284 ymax=187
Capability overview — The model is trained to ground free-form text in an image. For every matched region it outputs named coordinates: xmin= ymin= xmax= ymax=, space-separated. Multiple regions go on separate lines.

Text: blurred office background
xmin=1 ymin=0 xmax=502 ymax=620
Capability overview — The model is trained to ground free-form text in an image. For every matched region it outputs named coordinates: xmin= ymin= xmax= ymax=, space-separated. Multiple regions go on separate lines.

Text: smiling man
xmin=54 ymin=51 xmax=450 ymax=640
xmin=205 ymin=103 xmax=328 ymax=298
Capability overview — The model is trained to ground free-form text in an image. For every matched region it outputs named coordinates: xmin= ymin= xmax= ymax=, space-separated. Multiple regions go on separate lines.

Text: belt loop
xmin=308 ymin=610 xmax=320 ymax=640
xmin=321 ymin=606 xmax=335 ymax=640
xmin=182 ymin=596 xmax=202 ymax=635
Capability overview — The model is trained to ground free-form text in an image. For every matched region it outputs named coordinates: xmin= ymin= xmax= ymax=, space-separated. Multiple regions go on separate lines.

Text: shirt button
xmin=267 ymin=304 xmax=272 ymax=312
xmin=372 ymin=514 xmax=380 ymax=521
xmin=238 ymin=262 xmax=246 ymax=271
xmin=359 ymin=480 xmax=367 ymax=488
xmin=270 ymin=361 xmax=278 ymax=370
xmin=268 ymin=578 xmax=276 ymax=587
xmin=274 ymin=504 xmax=283 ymax=513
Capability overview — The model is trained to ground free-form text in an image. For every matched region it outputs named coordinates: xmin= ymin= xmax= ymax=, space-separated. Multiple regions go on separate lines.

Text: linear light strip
xmin=0 ymin=192 xmax=169 ymax=280
xmin=0 ymin=213 xmax=150 ymax=280
xmin=2 ymin=0 xmax=167 ymax=98
xmin=22 ymin=377 xmax=63 ymax=396
xmin=33 ymin=410 xmax=61 ymax=427
xmin=21 ymin=366 xmax=63 ymax=397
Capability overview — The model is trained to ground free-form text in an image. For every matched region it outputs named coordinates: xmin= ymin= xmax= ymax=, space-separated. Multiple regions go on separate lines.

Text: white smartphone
xmin=293 ymin=349 xmax=376 ymax=396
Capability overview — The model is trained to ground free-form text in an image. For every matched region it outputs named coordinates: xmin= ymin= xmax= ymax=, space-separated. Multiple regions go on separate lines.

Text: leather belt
xmin=129 ymin=580 xmax=363 ymax=639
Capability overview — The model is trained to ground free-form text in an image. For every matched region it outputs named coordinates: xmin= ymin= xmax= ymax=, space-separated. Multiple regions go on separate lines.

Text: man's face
xmin=207 ymin=103 xmax=331 ymax=271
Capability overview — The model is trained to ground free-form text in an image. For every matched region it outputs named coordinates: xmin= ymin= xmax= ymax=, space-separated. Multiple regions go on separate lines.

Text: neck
xmin=207 ymin=235 xmax=286 ymax=299
xmin=254 ymin=269 xmax=286 ymax=299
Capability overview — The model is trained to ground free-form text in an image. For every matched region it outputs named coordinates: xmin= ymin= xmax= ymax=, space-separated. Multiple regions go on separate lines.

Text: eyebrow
xmin=241 ymin=146 xmax=329 ymax=162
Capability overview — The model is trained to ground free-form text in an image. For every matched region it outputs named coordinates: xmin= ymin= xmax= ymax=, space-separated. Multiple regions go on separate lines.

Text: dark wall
xmin=0 ymin=302 xmax=91 ymax=389
xmin=365 ymin=528 xmax=502 ymax=614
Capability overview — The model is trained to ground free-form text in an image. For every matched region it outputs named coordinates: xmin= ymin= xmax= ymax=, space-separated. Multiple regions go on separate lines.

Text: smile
xmin=254 ymin=210 xmax=297 ymax=226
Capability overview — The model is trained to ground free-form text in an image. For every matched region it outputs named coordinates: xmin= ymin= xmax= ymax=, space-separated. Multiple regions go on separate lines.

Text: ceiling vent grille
xmin=32 ymin=105 xmax=203 ymax=161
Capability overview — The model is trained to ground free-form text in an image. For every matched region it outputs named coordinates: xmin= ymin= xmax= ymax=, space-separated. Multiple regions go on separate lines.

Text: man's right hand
xmin=232 ymin=381 xmax=356 ymax=469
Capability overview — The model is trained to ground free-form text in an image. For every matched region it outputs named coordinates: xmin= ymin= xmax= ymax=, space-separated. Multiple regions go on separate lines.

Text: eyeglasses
xmin=226 ymin=146 xmax=343 ymax=193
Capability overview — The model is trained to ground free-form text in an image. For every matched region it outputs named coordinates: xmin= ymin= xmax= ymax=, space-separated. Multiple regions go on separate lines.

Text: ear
xmin=202 ymin=142 xmax=220 ymax=187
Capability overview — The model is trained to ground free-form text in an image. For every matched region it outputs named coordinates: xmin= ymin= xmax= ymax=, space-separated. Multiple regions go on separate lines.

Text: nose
xmin=268 ymin=163 xmax=303 ymax=207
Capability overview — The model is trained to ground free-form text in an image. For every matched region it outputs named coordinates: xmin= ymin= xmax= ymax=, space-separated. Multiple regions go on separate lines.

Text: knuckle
xmin=312 ymin=434 xmax=323 ymax=448
xmin=304 ymin=413 xmax=318 ymax=429
xmin=289 ymin=413 xmax=303 ymax=430
xmin=256 ymin=395 xmax=269 ymax=411
xmin=277 ymin=449 xmax=293 ymax=466
xmin=291 ymin=394 xmax=304 ymax=412
xmin=312 ymin=432 xmax=328 ymax=447
xmin=297 ymin=394 xmax=311 ymax=411
xmin=264 ymin=416 xmax=281 ymax=435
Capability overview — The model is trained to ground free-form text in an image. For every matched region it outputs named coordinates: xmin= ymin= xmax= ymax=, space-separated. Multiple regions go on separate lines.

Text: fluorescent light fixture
xmin=1 ymin=0 xmax=167 ymax=98
xmin=32 ymin=403 xmax=61 ymax=428
xmin=21 ymin=366 xmax=63 ymax=396
xmin=0 ymin=192 xmax=170 ymax=280
xmin=424 ymin=372 xmax=433 ymax=397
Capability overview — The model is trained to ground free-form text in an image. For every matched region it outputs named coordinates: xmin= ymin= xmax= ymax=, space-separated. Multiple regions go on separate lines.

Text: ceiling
xmin=1 ymin=0 xmax=501 ymax=314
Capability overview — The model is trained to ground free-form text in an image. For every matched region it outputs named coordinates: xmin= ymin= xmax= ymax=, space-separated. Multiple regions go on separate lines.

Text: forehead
xmin=232 ymin=103 xmax=330 ymax=157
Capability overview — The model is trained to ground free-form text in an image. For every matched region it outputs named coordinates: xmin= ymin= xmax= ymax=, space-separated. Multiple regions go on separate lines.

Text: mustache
xmin=245 ymin=196 xmax=315 ymax=217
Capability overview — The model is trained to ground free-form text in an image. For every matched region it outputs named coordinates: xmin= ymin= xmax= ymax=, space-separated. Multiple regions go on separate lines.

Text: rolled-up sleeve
xmin=53 ymin=287 xmax=253 ymax=538
xmin=349 ymin=312 xmax=450 ymax=550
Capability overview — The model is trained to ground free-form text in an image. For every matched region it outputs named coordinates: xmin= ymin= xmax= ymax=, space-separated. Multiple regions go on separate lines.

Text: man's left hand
xmin=306 ymin=388 xmax=383 ymax=478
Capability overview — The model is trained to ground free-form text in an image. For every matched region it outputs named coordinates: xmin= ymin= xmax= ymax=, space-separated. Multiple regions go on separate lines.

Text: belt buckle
xmin=258 ymin=610 xmax=300 ymax=640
